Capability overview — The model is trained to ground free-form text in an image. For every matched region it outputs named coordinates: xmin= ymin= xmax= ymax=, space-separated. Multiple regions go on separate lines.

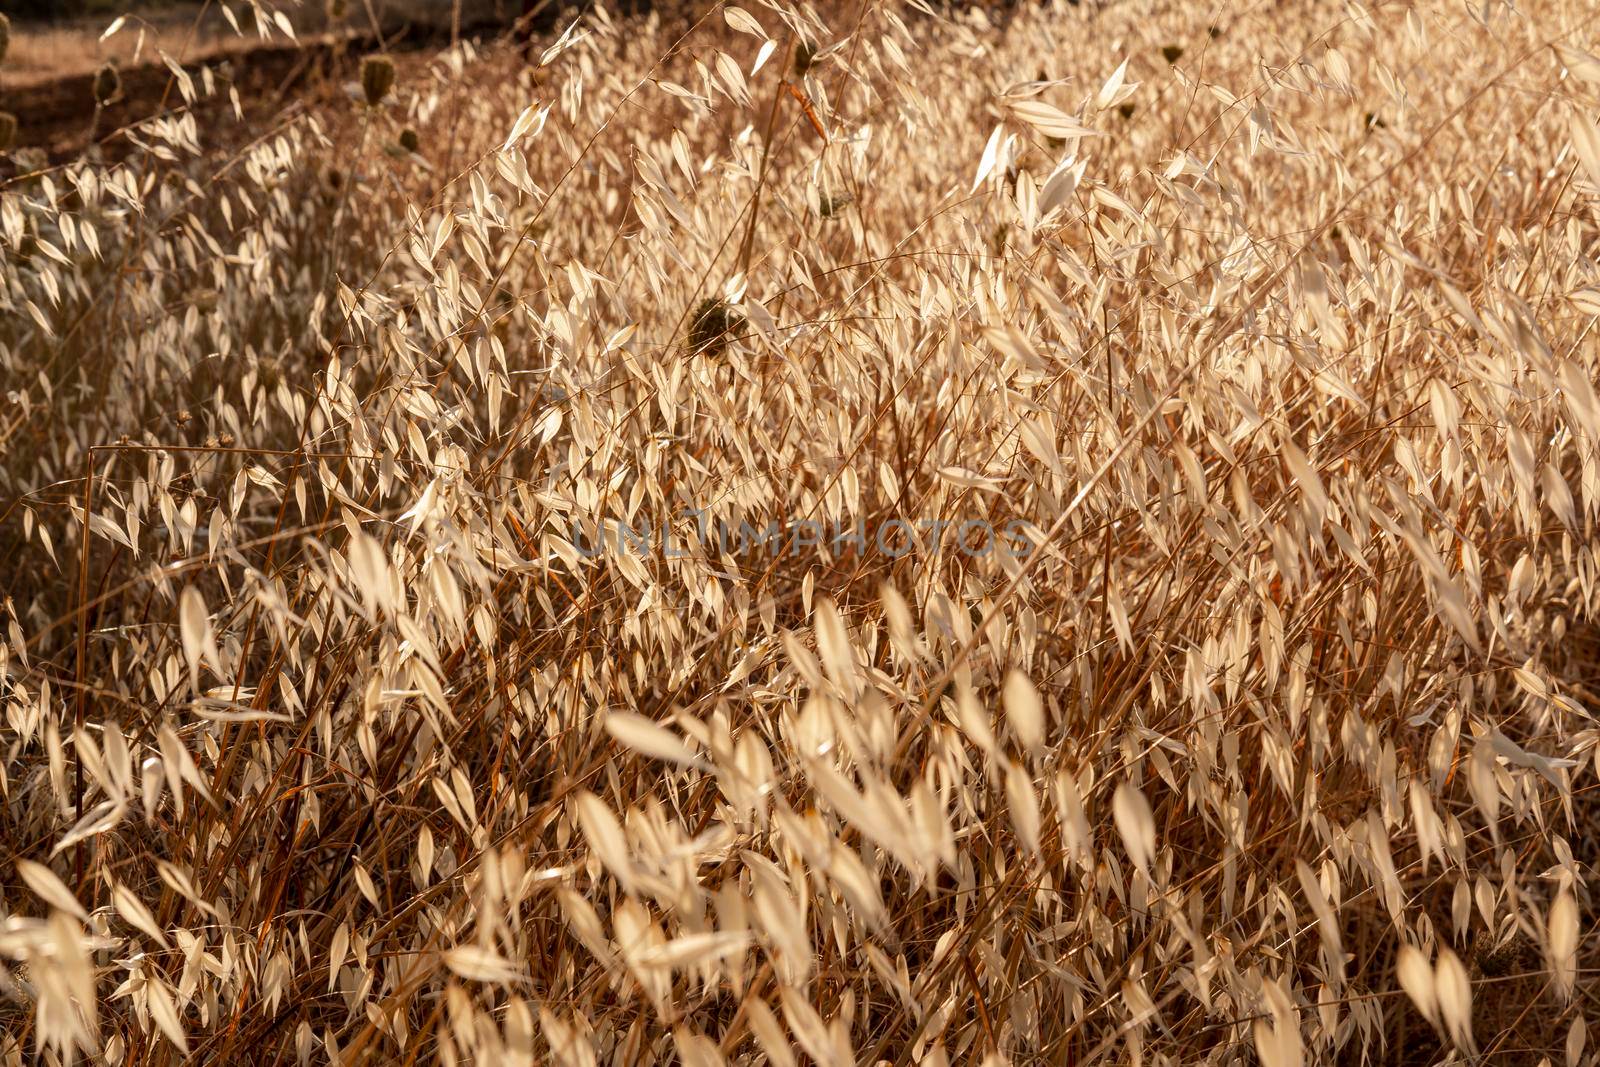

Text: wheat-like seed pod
xmin=94 ymin=63 xmax=122 ymax=106
xmin=0 ymin=112 xmax=16 ymax=153
xmin=361 ymin=55 xmax=396 ymax=107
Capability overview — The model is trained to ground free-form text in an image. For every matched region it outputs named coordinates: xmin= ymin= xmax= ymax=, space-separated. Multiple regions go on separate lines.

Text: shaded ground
xmin=2 ymin=4 xmax=240 ymax=88
xmin=5 ymin=35 xmax=376 ymax=163
xmin=0 ymin=1 xmax=556 ymax=161
xmin=0 ymin=4 xmax=565 ymax=162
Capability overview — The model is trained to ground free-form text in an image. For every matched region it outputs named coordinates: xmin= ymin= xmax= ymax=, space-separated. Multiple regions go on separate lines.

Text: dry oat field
xmin=1 ymin=0 xmax=1599 ymax=1063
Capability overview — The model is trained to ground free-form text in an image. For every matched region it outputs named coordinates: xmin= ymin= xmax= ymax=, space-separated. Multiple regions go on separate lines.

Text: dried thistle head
xmin=1471 ymin=930 xmax=1536 ymax=978
xmin=94 ymin=63 xmax=123 ymax=106
xmin=687 ymin=298 xmax=743 ymax=357
xmin=323 ymin=166 xmax=345 ymax=198
xmin=0 ymin=14 xmax=11 ymax=69
xmin=258 ymin=358 xmax=283 ymax=389
xmin=990 ymin=223 xmax=1010 ymax=255
xmin=398 ymin=127 xmax=420 ymax=153
xmin=817 ymin=191 xmax=852 ymax=219
xmin=361 ymin=54 xmax=396 ymax=107
xmin=0 ymin=113 xmax=16 ymax=154
xmin=793 ymin=41 xmax=817 ymax=76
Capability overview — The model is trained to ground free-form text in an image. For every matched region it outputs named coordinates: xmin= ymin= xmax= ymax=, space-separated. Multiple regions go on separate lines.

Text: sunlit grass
xmin=0 ymin=0 xmax=1597 ymax=1063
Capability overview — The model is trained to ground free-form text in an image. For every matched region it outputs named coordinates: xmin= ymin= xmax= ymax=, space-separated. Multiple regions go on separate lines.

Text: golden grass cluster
xmin=2 ymin=0 xmax=1599 ymax=1063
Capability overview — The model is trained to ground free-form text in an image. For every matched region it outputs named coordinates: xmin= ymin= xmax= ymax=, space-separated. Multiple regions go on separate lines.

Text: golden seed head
xmin=361 ymin=55 xmax=397 ymax=107
xmin=0 ymin=113 xmax=16 ymax=154
xmin=94 ymin=63 xmax=123 ymax=106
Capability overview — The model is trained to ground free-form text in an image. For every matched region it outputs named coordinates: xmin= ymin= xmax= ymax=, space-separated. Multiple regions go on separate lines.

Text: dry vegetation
xmin=2 ymin=0 xmax=1600 ymax=1063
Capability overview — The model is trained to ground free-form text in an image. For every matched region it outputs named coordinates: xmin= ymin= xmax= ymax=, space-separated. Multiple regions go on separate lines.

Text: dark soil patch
xmin=0 ymin=7 xmax=561 ymax=164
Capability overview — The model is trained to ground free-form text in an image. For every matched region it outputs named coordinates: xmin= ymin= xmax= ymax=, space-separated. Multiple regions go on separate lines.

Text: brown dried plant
xmin=0 ymin=1 xmax=1598 ymax=1064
